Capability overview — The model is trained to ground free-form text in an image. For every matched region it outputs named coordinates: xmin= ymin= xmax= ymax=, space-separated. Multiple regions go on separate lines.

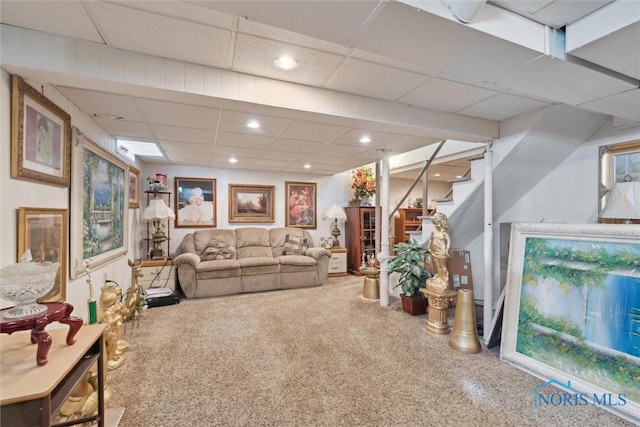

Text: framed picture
xmin=17 ymin=207 xmax=68 ymax=302
xmin=10 ymin=75 xmax=72 ymax=187
xmin=285 ymin=181 xmax=317 ymax=229
xmin=128 ymin=166 xmax=140 ymax=208
xmin=228 ymin=184 xmax=275 ymax=223
xmin=69 ymin=129 xmax=128 ymax=279
xmin=175 ymin=177 xmax=216 ymax=227
xmin=501 ymin=222 xmax=640 ymax=424
xmin=598 ymin=140 xmax=640 ymax=224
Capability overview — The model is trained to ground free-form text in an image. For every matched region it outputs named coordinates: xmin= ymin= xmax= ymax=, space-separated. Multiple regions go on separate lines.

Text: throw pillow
xmin=282 ymin=234 xmax=309 ymax=255
xmin=201 ymin=238 xmax=236 ymax=261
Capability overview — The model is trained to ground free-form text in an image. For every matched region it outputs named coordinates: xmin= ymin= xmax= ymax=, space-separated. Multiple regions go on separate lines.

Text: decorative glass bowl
xmin=0 ymin=257 xmax=60 ymax=319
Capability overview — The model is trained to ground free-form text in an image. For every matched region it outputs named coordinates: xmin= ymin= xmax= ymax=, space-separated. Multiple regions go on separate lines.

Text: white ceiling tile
xmin=260 ymin=150 xmax=307 ymax=161
xmin=280 ymin=121 xmax=351 ymax=143
xmin=216 ymin=132 xmax=275 ymax=148
xmin=316 ymin=144 xmax=369 ymax=158
xmin=165 ymin=151 xmax=212 ymax=165
xmin=326 ymin=59 xmax=429 ymax=102
xmin=119 ymin=1 xmax=235 ymax=29
xmin=457 ymin=93 xmax=550 ymax=121
xmin=578 ymin=88 xmax=640 ymax=123
xmin=268 ymin=138 xmax=325 ymax=153
xmin=85 ymin=2 xmax=233 ymax=68
xmin=332 ymin=129 xmax=403 ymax=147
xmin=233 ymin=34 xmax=344 ymax=87
xmin=158 ymin=140 xmax=212 ymax=154
xmin=503 ymin=56 xmax=637 ymax=106
xmin=99 ymin=120 xmax=154 ymax=139
xmin=215 ymin=146 xmax=264 ymax=159
xmin=135 ymin=98 xmax=220 ymax=130
xmin=150 ymin=124 xmax=215 ymax=144
xmin=56 ymin=87 xmax=144 ymax=121
xmin=399 ymin=79 xmax=497 ymax=112
xmin=218 ymin=110 xmax=292 ymax=137
xmin=1 ymin=1 xmax=103 ymax=43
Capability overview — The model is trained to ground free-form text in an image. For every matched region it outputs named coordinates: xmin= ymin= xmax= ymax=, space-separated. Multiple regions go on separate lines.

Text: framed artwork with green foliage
xmin=501 ymin=223 xmax=639 ymax=424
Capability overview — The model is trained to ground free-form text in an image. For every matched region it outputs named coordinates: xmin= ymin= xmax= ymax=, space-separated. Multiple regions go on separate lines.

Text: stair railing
xmin=442 ymin=164 xmax=472 ymax=200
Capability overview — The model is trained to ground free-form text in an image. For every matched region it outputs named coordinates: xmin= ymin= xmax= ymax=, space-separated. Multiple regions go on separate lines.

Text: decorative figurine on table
xmin=426 ymin=212 xmax=451 ymax=293
xmin=98 ymin=282 xmax=129 ymax=370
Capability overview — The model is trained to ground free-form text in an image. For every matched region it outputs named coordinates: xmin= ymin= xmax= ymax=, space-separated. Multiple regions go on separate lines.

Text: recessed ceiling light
xmin=304 ymin=164 xmax=311 ymax=169
xmin=434 ymin=173 xmax=441 ymax=177
xmin=229 ymin=157 xmax=238 ymax=164
xmin=456 ymin=175 xmax=463 ymax=178
xmin=360 ymin=136 xmax=371 ymax=144
xmin=247 ymin=121 xmax=260 ymax=129
xmin=274 ymin=56 xmax=298 ymax=71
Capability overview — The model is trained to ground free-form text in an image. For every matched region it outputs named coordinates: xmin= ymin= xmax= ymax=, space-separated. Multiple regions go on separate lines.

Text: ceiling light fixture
xmin=246 ymin=121 xmax=260 ymax=129
xmin=360 ymin=136 xmax=371 ymax=144
xmin=304 ymin=164 xmax=311 ymax=169
xmin=229 ymin=157 xmax=238 ymax=164
xmin=434 ymin=173 xmax=441 ymax=177
xmin=274 ymin=56 xmax=298 ymax=71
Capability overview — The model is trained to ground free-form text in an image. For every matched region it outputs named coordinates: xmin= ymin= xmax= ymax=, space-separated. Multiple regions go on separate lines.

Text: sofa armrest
xmin=306 ymin=247 xmax=331 ymax=260
xmin=174 ymin=252 xmax=201 ymax=268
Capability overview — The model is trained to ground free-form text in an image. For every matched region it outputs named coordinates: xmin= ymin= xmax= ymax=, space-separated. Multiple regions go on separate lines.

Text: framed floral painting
xmin=285 ymin=181 xmax=316 ymax=229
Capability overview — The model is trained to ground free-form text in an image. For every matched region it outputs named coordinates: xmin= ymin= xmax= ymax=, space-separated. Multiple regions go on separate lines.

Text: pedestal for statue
xmin=420 ymin=287 xmax=457 ymax=335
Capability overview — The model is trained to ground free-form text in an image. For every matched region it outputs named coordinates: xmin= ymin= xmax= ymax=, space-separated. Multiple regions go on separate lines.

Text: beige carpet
xmin=108 ymin=276 xmax=632 ymax=426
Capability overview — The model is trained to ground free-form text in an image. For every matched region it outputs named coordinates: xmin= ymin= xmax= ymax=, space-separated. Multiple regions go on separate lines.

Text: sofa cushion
xmin=193 ymin=229 xmax=236 ymax=255
xmin=236 ymin=228 xmax=272 ymax=259
xmin=238 ymin=257 xmax=280 ymax=276
xmin=195 ymin=259 xmax=241 ymax=280
xmin=277 ymin=255 xmax=318 ymax=273
xmin=201 ymin=238 xmax=236 ymax=261
xmin=282 ymin=234 xmax=309 ymax=255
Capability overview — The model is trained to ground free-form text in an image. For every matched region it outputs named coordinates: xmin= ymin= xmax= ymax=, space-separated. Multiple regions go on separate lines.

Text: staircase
xmin=419 ymin=104 xmax=609 ymax=247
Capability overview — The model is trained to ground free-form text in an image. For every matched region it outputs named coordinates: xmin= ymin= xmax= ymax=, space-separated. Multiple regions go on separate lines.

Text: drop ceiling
xmin=0 ymin=0 xmax=638 ymax=181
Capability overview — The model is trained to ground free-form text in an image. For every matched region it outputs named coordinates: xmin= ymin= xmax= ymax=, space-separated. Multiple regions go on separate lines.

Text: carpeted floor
xmin=108 ymin=276 xmax=633 ymax=426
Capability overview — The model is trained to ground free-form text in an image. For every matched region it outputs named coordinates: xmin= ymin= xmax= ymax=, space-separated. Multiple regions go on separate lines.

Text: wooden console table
xmin=1 ymin=324 xmax=106 ymax=427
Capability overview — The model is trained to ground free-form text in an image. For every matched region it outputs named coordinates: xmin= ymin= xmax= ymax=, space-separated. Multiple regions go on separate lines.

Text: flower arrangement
xmin=350 ymin=166 xmax=375 ymax=203
xmin=147 ymin=173 xmax=168 ymax=190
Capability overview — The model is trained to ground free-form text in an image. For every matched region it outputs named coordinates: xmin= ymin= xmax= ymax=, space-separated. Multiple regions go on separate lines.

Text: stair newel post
xmin=483 ymin=141 xmax=494 ymax=344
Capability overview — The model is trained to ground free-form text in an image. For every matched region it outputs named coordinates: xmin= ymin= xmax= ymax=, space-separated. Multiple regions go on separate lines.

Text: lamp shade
xmin=323 ymin=204 xmax=347 ymax=221
xmin=601 ymin=182 xmax=640 ymax=219
xmin=141 ymin=198 xmax=175 ymax=221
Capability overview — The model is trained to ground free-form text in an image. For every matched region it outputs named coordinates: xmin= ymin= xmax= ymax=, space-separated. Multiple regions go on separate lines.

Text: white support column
xmin=483 ymin=141 xmax=493 ymax=343
xmin=379 ymin=153 xmax=391 ymax=307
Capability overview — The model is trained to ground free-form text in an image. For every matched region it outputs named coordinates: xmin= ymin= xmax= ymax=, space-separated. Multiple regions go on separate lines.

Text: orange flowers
xmin=351 ymin=166 xmax=376 ymax=199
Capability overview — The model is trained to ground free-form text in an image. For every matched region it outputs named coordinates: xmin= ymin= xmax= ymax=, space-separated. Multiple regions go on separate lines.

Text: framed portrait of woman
xmin=285 ymin=181 xmax=316 ymax=229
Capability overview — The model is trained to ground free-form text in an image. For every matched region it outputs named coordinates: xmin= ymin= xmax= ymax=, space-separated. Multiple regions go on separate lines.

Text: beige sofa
xmin=174 ymin=227 xmax=331 ymax=298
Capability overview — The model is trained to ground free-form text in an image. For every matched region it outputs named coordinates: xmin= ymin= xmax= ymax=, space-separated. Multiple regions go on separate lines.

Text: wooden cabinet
xmin=327 ymin=248 xmax=348 ymax=277
xmin=394 ymin=208 xmax=423 ymax=243
xmin=344 ymin=206 xmax=377 ymax=275
xmin=137 ymin=258 xmax=176 ymax=291
xmin=1 ymin=324 xmax=106 ymax=427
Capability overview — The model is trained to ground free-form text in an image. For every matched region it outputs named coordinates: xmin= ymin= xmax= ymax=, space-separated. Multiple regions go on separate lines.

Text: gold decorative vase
xmin=448 ymin=289 xmax=481 ymax=354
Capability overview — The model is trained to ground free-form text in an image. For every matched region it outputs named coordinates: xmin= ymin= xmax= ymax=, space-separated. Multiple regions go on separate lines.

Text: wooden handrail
xmin=389 ymin=140 xmax=447 ymax=220
xmin=443 ymin=164 xmax=472 ymax=199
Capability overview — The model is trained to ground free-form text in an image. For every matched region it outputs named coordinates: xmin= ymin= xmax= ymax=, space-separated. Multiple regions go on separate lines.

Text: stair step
xmin=433 ymin=198 xmax=453 ymax=203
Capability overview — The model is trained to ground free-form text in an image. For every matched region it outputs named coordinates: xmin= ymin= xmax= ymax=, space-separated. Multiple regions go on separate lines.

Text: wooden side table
xmin=1 ymin=324 xmax=107 ymax=427
xmin=1 ymin=303 xmax=83 ymax=366
xmin=327 ymin=248 xmax=348 ymax=277
xmin=136 ymin=258 xmax=176 ymax=290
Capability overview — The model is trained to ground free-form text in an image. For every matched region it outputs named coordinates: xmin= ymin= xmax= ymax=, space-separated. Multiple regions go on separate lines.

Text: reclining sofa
xmin=174 ymin=227 xmax=331 ymax=298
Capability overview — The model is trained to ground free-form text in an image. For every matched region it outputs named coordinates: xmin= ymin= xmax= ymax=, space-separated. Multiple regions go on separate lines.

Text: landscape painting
xmin=501 ymin=223 xmax=640 ymax=423
xmin=228 ymin=184 xmax=275 ymax=223
xmin=70 ymin=130 xmax=128 ymax=278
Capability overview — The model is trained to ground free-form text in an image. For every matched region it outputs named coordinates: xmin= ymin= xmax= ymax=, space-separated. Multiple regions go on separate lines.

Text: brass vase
xmin=448 ymin=289 xmax=481 ymax=354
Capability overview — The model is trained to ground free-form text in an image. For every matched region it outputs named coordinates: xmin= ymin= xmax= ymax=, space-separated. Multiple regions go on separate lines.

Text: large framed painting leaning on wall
xmin=598 ymin=140 xmax=640 ymax=224
xmin=70 ymin=128 xmax=128 ymax=279
xmin=10 ymin=74 xmax=72 ymax=187
xmin=175 ymin=177 xmax=216 ymax=228
xmin=17 ymin=207 xmax=68 ymax=302
xmin=285 ymin=181 xmax=317 ymax=229
xmin=228 ymin=184 xmax=275 ymax=223
xmin=501 ymin=222 xmax=640 ymax=424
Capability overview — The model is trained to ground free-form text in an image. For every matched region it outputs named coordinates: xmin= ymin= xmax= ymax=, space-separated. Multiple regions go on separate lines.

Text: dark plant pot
xmin=400 ymin=293 xmax=427 ymax=315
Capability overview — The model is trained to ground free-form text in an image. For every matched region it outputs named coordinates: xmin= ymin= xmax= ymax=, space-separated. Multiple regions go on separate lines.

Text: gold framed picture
xmin=128 ymin=166 xmax=141 ymax=208
xmin=228 ymin=184 xmax=275 ymax=223
xmin=10 ymin=75 xmax=71 ymax=187
xmin=175 ymin=177 xmax=217 ymax=227
xmin=17 ymin=207 xmax=68 ymax=302
xmin=285 ymin=181 xmax=317 ymax=229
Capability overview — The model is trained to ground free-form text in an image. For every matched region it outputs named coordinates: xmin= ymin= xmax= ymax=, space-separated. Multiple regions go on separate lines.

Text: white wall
xmin=465 ymin=116 xmax=640 ymax=308
xmin=0 ymin=70 xmax=143 ymax=319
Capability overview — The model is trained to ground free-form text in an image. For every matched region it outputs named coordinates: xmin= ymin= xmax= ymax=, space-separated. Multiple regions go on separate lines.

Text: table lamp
xmin=601 ymin=181 xmax=640 ymax=224
xmin=141 ymin=197 xmax=175 ymax=259
xmin=323 ymin=204 xmax=347 ymax=248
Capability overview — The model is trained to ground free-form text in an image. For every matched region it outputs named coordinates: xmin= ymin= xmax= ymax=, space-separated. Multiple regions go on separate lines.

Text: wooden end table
xmin=1 ymin=302 xmax=82 ymax=366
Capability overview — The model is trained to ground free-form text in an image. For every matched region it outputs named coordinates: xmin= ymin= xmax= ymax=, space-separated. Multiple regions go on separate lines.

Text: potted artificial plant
xmin=389 ymin=239 xmax=432 ymax=315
